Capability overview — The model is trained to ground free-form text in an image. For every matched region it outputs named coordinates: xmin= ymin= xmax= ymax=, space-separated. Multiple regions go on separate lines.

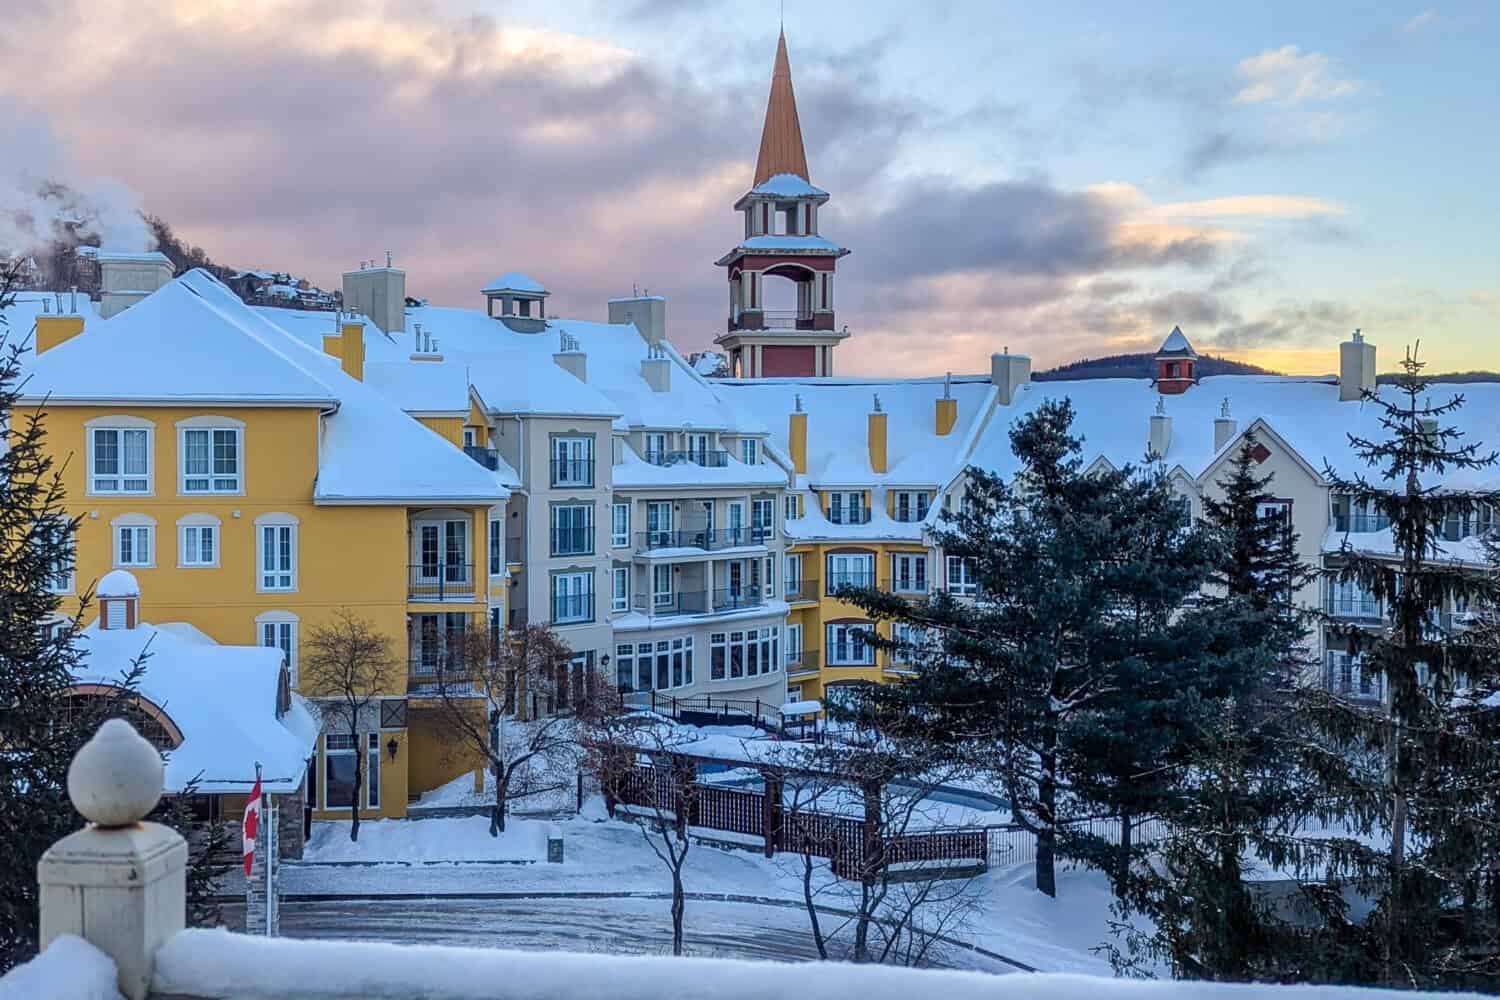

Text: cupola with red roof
xmin=1155 ymin=326 xmax=1198 ymax=394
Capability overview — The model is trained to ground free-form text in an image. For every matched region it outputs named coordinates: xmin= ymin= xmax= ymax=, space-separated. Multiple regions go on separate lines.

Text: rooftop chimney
xmin=36 ymin=287 xmax=86 ymax=354
xmin=935 ymin=372 xmax=957 ymax=436
xmin=342 ymin=257 xmax=406 ymax=334
xmin=788 ymin=394 xmax=807 ymax=475
xmin=554 ymin=330 xmax=587 ymax=382
xmin=609 ymin=291 xmax=667 ymax=347
xmin=1214 ymin=397 xmax=1237 ymax=452
xmin=991 ymin=348 xmax=1031 ymax=405
xmin=98 ymin=252 xmax=175 ymax=319
xmin=640 ymin=343 xmax=671 ymax=392
xmin=867 ymin=393 xmax=888 ymax=474
xmin=409 ymin=322 xmax=442 ymax=362
xmin=1148 ymin=397 xmax=1172 ymax=459
xmin=1339 ymin=329 xmax=1376 ymax=402
xmin=97 ymin=570 xmax=141 ymax=631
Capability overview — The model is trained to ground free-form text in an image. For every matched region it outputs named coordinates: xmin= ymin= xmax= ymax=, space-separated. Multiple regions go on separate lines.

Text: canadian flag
xmin=242 ymin=773 xmax=262 ymax=877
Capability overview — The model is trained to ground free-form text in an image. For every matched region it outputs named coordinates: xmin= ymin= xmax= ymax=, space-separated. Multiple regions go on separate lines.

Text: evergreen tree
xmin=1302 ymin=345 xmax=1500 ymax=987
xmin=839 ymin=399 xmax=1225 ymax=896
xmin=0 ymin=259 xmax=94 ymax=970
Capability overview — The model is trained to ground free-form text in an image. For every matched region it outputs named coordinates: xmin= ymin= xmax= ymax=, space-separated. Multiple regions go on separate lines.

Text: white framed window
xmin=826 ymin=552 xmax=874 ymax=592
xmin=645 ymin=501 xmax=672 ymax=547
xmin=463 ymin=427 xmax=478 ymax=448
xmin=685 ymin=432 xmax=710 ymax=464
xmin=612 ymin=502 xmax=630 ymax=548
xmin=763 ymin=556 xmax=775 ymax=597
xmin=551 ymin=435 xmax=594 ymax=487
xmin=893 ymin=490 xmax=930 ymax=523
xmin=489 ymin=517 xmax=503 ymax=576
xmin=612 ymin=566 xmax=629 ymax=613
xmin=891 ymin=552 xmax=928 ymax=593
xmin=827 ymin=491 xmax=866 ymax=525
xmin=826 ymin=622 xmax=874 ymax=665
xmin=893 ymin=622 xmax=930 ymax=664
xmin=366 ymin=732 xmax=381 ymax=810
xmin=257 ymin=610 xmax=298 ymax=686
xmin=726 ymin=501 xmax=745 ymax=546
xmin=38 ymin=518 xmax=73 ymax=594
xmin=643 ymin=432 xmax=667 ymax=464
xmin=752 ymin=498 xmax=776 ymax=542
xmin=785 ymin=624 xmax=802 ymax=666
xmin=652 ymin=563 xmax=673 ymax=608
xmin=323 ymin=733 xmax=358 ymax=810
xmin=551 ymin=503 xmax=594 ymax=556
xmin=177 ymin=514 xmax=220 ymax=568
xmin=255 ymin=513 xmax=298 ymax=592
xmin=946 ymin=555 xmax=978 ymax=596
xmin=552 ymin=571 xmax=594 ymax=624
xmin=112 ymin=515 xmax=154 ymax=568
xmin=741 ymin=438 xmax=759 ymax=465
xmin=178 ymin=417 xmax=244 ymax=494
xmin=785 ymin=553 xmax=803 ymax=592
xmin=87 ymin=418 xmax=152 ymax=494
xmin=784 ymin=494 xmax=799 ymax=521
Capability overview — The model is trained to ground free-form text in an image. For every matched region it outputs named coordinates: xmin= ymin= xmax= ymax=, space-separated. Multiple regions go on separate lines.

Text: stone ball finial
xmin=67 ymin=718 xmax=164 ymax=827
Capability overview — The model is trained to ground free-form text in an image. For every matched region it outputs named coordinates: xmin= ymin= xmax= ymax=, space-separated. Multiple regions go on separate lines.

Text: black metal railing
xmin=642 ymin=449 xmax=729 ymax=468
xmin=827 ymin=508 xmax=871 ymax=525
xmin=1333 ymin=512 xmax=1390 ymax=533
xmin=635 ymin=527 xmax=766 ymax=552
xmin=406 ymin=654 xmax=482 ymax=694
xmin=508 ymin=604 xmax=528 ymax=630
xmin=711 ymin=588 xmax=764 ymax=613
xmin=784 ymin=577 xmax=820 ymax=602
xmin=786 ymin=649 xmax=819 ymax=673
xmin=551 ymin=592 xmax=595 ymax=625
xmin=632 ymin=590 xmax=709 ymax=617
xmin=550 ymin=528 xmax=593 ymax=557
xmin=549 ymin=459 xmax=594 ymax=488
xmin=826 ymin=572 xmax=876 ymax=594
xmin=826 ymin=641 xmax=875 ymax=667
xmin=463 ymin=445 xmax=500 ymax=471
xmin=1326 ymin=595 xmax=1382 ymax=619
xmin=408 ymin=563 xmax=476 ymax=601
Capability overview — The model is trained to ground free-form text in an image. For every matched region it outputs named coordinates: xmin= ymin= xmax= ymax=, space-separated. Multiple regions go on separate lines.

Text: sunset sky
xmin=1 ymin=1 xmax=1496 ymax=375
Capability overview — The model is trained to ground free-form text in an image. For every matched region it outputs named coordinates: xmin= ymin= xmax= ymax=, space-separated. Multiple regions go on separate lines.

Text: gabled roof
xmin=753 ymin=31 xmax=811 ymax=186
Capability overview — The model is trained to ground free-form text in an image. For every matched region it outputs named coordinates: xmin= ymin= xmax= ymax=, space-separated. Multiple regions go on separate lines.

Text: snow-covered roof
xmin=965 ymin=374 xmax=1500 ymax=489
xmin=20 ymin=271 xmax=511 ymax=504
xmin=1156 ymin=326 xmax=1196 ymax=358
xmin=748 ymin=173 xmax=829 ymax=199
xmin=94 ymin=249 xmax=172 ymax=266
xmin=364 ymin=360 xmax=473 ymax=415
xmin=72 ymin=618 xmax=317 ymax=794
xmin=481 ymin=271 xmax=547 ymax=295
xmin=719 ymin=376 xmax=995 ymax=488
xmin=97 ymin=569 xmax=141 ymax=598
xmin=612 ymin=445 xmax=786 ymax=490
xmin=725 ymin=235 xmax=846 ymax=256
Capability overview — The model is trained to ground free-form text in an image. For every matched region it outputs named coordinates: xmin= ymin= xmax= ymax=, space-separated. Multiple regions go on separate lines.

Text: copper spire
xmin=753 ymin=30 xmax=811 ymax=185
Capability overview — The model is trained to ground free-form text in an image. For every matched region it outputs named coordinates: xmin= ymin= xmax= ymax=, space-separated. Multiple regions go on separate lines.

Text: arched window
xmin=63 ymin=685 xmax=182 ymax=751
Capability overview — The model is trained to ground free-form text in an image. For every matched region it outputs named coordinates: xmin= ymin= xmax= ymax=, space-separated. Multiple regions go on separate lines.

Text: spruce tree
xmin=839 ymin=399 xmax=1225 ymax=897
xmin=0 ymin=261 xmax=95 ymax=970
xmin=1304 ymin=345 xmax=1500 ymax=987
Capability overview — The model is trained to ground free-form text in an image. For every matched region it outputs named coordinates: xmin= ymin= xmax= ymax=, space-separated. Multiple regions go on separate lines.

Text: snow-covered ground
xmin=303 ymin=815 xmax=549 ymax=864
xmin=249 ymin=805 xmax=1129 ymax=973
xmin=412 ymin=769 xmax=577 ymax=816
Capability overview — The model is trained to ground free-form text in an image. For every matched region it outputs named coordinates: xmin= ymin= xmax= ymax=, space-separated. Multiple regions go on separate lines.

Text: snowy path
xmin=218 ymin=895 xmax=1022 ymax=972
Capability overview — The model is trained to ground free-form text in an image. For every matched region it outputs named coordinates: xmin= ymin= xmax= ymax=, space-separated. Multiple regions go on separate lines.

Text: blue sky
xmin=1 ymin=1 xmax=1494 ymax=374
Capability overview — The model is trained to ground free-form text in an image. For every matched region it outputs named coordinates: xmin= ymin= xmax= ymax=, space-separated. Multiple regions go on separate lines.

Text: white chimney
xmin=1339 ymin=329 xmax=1376 ymax=402
xmin=640 ymin=343 xmax=671 ymax=392
xmin=1148 ymin=398 xmax=1172 ymax=459
xmin=991 ymin=348 xmax=1032 ymax=406
xmin=609 ymin=292 xmax=667 ymax=347
xmin=1214 ymin=397 xmax=1238 ymax=452
xmin=342 ymin=257 xmax=407 ymax=334
xmin=98 ymin=252 xmax=175 ymax=319
xmin=554 ymin=330 xmax=587 ymax=382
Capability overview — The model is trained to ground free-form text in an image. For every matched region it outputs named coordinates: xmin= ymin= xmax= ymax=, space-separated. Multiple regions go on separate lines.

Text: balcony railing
xmin=786 ymin=648 xmax=819 ymax=673
xmin=827 ymin=571 xmax=876 ymax=595
xmin=463 ymin=445 xmax=500 ymax=471
xmin=761 ymin=309 xmax=813 ymax=329
xmin=408 ymin=563 xmax=476 ymax=601
xmin=827 ymin=508 xmax=871 ymax=525
xmin=1326 ymin=672 xmax=1384 ymax=703
xmin=551 ymin=592 xmax=595 ymax=625
xmin=711 ymin=587 xmax=765 ymax=613
xmin=550 ymin=459 xmax=594 ymax=488
xmin=1326 ymin=595 xmax=1382 ymax=619
xmin=406 ymin=657 xmax=482 ymax=696
xmin=784 ymin=577 xmax=820 ymax=603
xmin=508 ymin=604 xmax=528 ymax=630
xmin=826 ymin=642 xmax=876 ymax=667
xmin=1332 ymin=512 xmax=1390 ymax=533
xmin=505 ymin=536 xmax=524 ymax=563
xmin=550 ymin=528 xmax=593 ymax=557
xmin=642 ymin=449 xmax=730 ymax=468
xmin=890 ymin=577 xmax=930 ymax=595
xmin=635 ymin=527 xmax=766 ymax=553
xmin=632 ymin=590 xmax=709 ymax=617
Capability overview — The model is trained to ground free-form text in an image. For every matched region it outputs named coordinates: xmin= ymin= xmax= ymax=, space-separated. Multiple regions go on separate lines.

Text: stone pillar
xmin=38 ymin=719 xmax=187 ymax=1000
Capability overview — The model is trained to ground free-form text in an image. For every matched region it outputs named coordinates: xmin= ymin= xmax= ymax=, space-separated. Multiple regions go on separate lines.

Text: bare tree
xmin=301 ymin=608 xmax=395 ymax=842
xmin=428 ymin=622 xmax=590 ymax=835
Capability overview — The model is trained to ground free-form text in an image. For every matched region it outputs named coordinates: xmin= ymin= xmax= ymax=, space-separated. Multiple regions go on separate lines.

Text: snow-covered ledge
xmin=38 ymin=718 xmax=186 ymax=1000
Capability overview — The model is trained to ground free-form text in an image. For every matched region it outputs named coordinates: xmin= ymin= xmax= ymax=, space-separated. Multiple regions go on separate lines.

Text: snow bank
xmin=151 ymin=927 xmax=1483 ymax=999
xmin=0 ymin=935 xmax=121 ymax=1000
xmin=303 ymin=816 xmax=548 ymax=864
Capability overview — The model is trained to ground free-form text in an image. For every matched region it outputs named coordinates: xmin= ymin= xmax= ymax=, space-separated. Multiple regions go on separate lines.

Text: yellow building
xmin=20 ymin=270 xmax=512 ymax=820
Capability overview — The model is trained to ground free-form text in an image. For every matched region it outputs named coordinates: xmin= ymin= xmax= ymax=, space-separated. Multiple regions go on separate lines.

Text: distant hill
xmin=1376 ymin=371 xmax=1500 ymax=384
xmin=1035 ymin=352 xmax=1280 ymax=381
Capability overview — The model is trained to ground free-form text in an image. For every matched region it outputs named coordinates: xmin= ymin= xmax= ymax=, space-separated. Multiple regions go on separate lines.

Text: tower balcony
xmin=729 ymin=309 xmax=835 ymax=333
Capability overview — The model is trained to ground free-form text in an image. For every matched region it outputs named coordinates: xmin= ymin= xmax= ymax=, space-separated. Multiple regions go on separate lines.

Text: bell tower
xmin=714 ymin=30 xmax=850 ymax=378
